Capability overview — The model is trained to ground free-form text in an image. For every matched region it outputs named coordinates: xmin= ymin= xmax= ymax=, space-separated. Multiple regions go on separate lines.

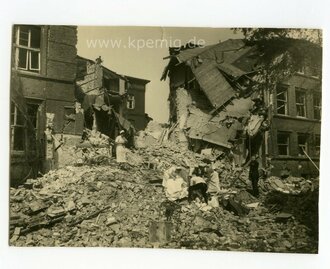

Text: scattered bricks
xmin=80 ymin=197 xmax=92 ymax=206
xmin=14 ymin=227 xmax=21 ymax=236
xmin=275 ymin=212 xmax=293 ymax=223
xmin=106 ymin=217 xmax=117 ymax=226
xmin=29 ymin=201 xmax=49 ymax=214
xmin=65 ymin=201 xmax=76 ymax=212
xmin=47 ymin=208 xmax=66 ymax=218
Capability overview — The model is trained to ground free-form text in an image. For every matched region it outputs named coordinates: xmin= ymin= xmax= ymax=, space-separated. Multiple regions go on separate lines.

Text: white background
xmin=1 ymin=0 xmax=329 ymax=268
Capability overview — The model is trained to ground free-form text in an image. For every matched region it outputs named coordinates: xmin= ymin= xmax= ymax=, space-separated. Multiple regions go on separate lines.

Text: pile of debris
xmin=9 ymin=143 xmax=318 ymax=253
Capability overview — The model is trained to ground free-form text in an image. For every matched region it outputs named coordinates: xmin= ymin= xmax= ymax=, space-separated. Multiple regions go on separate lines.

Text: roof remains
xmin=191 ymin=59 xmax=236 ymax=109
xmin=176 ymin=39 xmax=246 ymax=64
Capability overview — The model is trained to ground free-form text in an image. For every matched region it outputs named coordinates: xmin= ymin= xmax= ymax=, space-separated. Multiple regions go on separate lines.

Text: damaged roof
xmin=191 ymin=59 xmax=236 ymax=109
xmin=176 ymin=39 xmax=246 ymax=64
xmin=162 ymin=39 xmax=258 ymax=109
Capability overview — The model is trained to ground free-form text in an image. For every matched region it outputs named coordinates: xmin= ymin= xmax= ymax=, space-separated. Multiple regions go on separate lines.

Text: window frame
xmin=11 ymin=102 xmax=26 ymax=153
xmin=277 ymin=131 xmax=290 ymax=156
xmin=314 ymin=134 xmax=321 ymax=157
xmin=313 ymin=92 xmax=322 ymax=120
xmin=276 ymin=85 xmax=288 ymax=115
xmin=297 ymin=133 xmax=309 ymax=156
xmin=295 ymin=88 xmax=307 ymax=118
xmin=126 ymin=94 xmax=135 ymax=110
xmin=14 ymin=25 xmax=41 ymax=73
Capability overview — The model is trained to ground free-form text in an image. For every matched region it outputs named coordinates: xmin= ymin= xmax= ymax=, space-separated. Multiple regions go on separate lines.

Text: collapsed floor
xmin=9 ymin=137 xmax=318 ymax=253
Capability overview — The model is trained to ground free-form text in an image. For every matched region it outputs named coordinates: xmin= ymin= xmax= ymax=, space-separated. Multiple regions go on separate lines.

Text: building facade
xmin=268 ymin=73 xmax=321 ymax=177
xmin=76 ymin=56 xmax=150 ymax=138
xmin=10 ymin=25 xmax=83 ymax=185
xmin=161 ymin=39 xmax=322 ymax=178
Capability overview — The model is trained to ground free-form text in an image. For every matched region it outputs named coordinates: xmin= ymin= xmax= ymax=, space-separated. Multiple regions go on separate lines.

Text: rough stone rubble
xmin=9 ymin=126 xmax=319 ymax=253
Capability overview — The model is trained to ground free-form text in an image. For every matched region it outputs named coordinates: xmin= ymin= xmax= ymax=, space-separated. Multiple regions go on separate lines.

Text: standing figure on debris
xmin=249 ymin=155 xmax=260 ymax=197
xmin=115 ymin=130 xmax=128 ymax=166
xmin=205 ymin=167 xmax=220 ymax=195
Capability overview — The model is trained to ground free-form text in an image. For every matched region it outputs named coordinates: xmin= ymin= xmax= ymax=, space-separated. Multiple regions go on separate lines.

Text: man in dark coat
xmin=249 ymin=155 xmax=260 ymax=197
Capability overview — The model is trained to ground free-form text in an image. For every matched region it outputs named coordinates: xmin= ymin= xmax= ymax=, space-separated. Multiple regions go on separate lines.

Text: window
xmin=295 ymin=89 xmax=307 ymax=117
xmin=315 ymin=135 xmax=321 ymax=157
xmin=313 ymin=93 xmax=321 ymax=120
xmin=11 ymin=102 xmax=26 ymax=151
xmin=26 ymin=104 xmax=39 ymax=150
xmin=27 ymin=103 xmax=39 ymax=129
xmin=277 ymin=132 xmax=290 ymax=156
xmin=297 ymin=133 xmax=309 ymax=156
xmin=127 ymin=95 xmax=135 ymax=109
xmin=15 ymin=25 xmax=41 ymax=72
xmin=276 ymin=85 xmax=288 ymax=115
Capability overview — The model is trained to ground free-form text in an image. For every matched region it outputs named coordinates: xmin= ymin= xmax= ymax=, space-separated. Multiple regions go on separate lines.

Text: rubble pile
xmin=9 ymin=144 xmax=318 ymax=253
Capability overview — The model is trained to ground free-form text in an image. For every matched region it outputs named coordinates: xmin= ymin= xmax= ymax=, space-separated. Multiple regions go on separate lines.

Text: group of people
xmin=115 ymin=129 xmax=261 ymax=199
xmin=162 ymin=165 xmax=221 ymax=204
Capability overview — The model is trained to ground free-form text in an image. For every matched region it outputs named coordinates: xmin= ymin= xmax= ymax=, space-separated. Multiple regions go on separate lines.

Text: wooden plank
xmin=191 ymin=60 xmax=236 ymax=109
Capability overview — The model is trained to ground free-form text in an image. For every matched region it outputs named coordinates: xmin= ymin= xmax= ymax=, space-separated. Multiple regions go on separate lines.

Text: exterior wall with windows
xmin=76 ymin=56 xmax=150 ymax=132
xmin=10 ymin=25 xmax=82 ymax=184
xmin=269 ymin=73 xmax=321 ymax=177
xmin=122 ymin=77 xmax=149 ymax=131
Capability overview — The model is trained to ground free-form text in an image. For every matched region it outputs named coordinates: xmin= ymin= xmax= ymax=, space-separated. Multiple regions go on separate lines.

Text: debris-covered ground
xmin=9 ymin=140 xmax=319 ymax=253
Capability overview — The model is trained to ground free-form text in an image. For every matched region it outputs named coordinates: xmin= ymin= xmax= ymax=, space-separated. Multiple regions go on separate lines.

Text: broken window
xmin=314 ymin=135 xmax=320 ymax=157
xmin=277 ymin=132 xmax=290 ymax=156
xmin=276 ymin=85 xmax=288 ymax=115
xmin=297 ymin=133 xmax=309 ymax=156
xmin=313 ymin=92 xmax=321 ymax=120
xmin=15 ymin=25 xmax=41 ymax=72
xmin=127 ymin=95 xmax=135 ymax=110
xmin=295 ymin=89 xmax=306 ymax=117
xmin=11 ymin=102 xmax=26 ymax=151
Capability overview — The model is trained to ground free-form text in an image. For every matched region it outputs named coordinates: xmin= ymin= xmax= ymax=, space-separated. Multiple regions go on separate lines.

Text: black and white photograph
xmin=8 ymin=25 xmax=322 ymax=252
xmin=1 ymin=1 xmax=330 ymax=269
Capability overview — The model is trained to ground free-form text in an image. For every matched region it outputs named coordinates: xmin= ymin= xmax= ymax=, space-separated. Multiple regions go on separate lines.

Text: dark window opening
xmin=127 ymin=95 xmax=135 ymax=110
xmin=27 ymin=103 xmax=39 ymax=129
xmin=315 ymin=135 xmax=321 ymax=157
xmin=277 ymin=132 xmax=290 ymax=156
xmin=296 ymin=89 xmax=306 ymax=117
xmin=298 ymin=133 xmax=309 ymax=156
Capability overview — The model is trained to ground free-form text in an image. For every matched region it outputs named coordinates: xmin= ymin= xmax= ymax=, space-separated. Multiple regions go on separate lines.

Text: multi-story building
xmin=269 ymin=72 xmax=321 ymax=177
xmin=76 ymin=56 xmax=150 ymax=139
xmin=161 ymin=39 xmax=322 ymax=178
xmin=10 ymin=25 xmax=83 ymax=185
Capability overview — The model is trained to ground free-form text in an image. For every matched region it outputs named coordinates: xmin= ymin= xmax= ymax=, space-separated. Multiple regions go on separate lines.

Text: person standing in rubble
xmin=249 ymin=155 xmax=260 ymax=197
xmin=205 ymin=167 xmax=220 ymax=195
xmin=115 ymin=130 xmax=128 ymax=167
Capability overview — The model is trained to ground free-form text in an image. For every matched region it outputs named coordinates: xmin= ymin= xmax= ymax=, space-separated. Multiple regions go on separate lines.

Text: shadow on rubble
xmin=263 ymin=189 xmax=319 ymax=240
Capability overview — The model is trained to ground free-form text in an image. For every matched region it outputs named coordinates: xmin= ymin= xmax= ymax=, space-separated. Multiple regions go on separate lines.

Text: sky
xmin=77 ymin=27 xmax=243 ymax=123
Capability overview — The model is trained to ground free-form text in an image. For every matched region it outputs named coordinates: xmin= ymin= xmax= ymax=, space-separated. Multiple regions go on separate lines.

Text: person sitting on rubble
xmin=205 ymin=167 xmax=220 ymax=195
xmin=249 ymin=155 xmax=260 ymax=197
xmin=188 ymin=168 xmax=208 ymax=204
xmin=115 ymin=130 xmax=128 ymax=168
xmin=163 ymin=167 xmax=188 ymax=201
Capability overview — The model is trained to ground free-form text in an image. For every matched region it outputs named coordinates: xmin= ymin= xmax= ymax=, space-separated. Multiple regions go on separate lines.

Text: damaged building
xmin=161 ymin=39 xmax=321 ymax=178
xmin=10 ymin=25 xmax=84 ymax=185
xmin=76 ymin=56 xmax=150 ymax=141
